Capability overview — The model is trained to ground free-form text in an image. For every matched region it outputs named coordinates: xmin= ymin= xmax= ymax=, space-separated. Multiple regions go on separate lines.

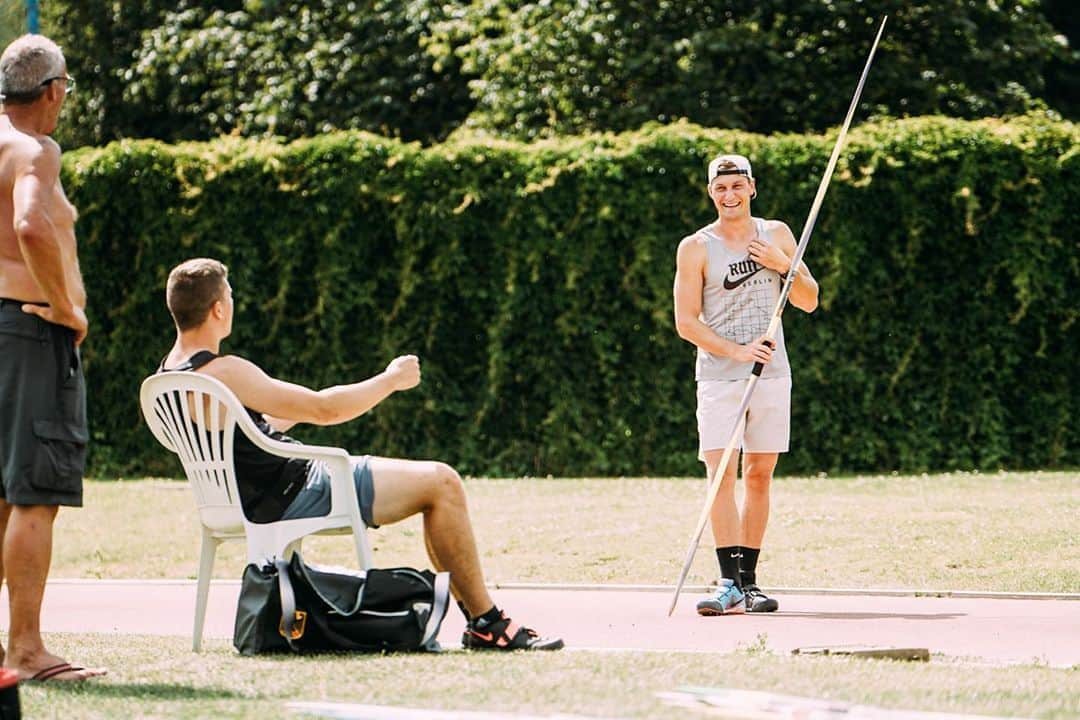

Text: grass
xmin=53 ymin=471 xmax=1080 ymax=592
xmin=22 ymin=470 xmax=1079 ymax=718
xmin=17 ymin=634 xmax=1080 ymax=719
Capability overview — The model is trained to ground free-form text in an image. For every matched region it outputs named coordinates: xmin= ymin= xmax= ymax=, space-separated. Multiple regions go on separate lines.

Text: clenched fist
xmin=386 ymin=354 xmax=421 ymax=391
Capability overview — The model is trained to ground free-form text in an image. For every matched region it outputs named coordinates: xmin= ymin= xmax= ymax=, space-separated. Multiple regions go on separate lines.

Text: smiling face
xmin=708 ymin=173 xmax=756 ymax=219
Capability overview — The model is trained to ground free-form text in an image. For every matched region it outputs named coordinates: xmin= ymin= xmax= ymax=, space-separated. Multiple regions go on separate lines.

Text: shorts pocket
xmin=29 ymin=419 xmax=88 ymax=493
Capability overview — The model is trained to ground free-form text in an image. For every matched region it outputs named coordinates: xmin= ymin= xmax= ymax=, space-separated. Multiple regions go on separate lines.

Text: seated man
xmin=159 ymin=258 xmax=562 ymax=651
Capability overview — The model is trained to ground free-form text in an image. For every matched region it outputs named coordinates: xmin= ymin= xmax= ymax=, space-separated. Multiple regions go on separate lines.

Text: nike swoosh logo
xmin=468 ymin=630 xmax=495 ymax=642
xmin=723 ymin=267 xmax=763 ymax=290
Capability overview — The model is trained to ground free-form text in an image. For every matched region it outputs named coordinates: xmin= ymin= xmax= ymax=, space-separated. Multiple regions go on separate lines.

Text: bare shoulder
xmin=761 ymin=218 xmax=797 ymax=250
xmin=676 ymin=232 xmax=708 ymax=262
xmin=10 ymin=133 xmax=60 ymax=177
xmin=200 ymin=354 xmax=265 ymax=383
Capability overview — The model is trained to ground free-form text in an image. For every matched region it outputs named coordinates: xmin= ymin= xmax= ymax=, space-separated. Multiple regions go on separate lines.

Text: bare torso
xmin=0 ymin=114 xmax=84 ymax=306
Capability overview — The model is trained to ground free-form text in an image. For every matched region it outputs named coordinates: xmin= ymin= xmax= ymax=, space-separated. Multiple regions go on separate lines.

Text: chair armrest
xmin=239 ymin=421 xmax=360 ymax=519
xmin=250 ymin=434 xmax=350 ymax=464
xmin=232 ymin=413 xmax=350 ymax=464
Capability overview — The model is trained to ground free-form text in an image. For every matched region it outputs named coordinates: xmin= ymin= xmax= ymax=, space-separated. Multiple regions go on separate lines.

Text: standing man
xmin=673 ymin=154 xmax=818 ymax=615
xmin=0 ymin=35 xmax=105 ymax=681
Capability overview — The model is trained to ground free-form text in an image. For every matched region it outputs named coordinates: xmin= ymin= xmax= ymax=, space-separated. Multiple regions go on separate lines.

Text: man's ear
xmin=750 ymin=179 xmax=758 ymax=200
xmin=44 ymin=81 xmax=63 ymax=104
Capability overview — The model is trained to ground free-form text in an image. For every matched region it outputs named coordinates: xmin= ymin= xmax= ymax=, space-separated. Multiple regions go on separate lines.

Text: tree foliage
xmin=43 ymin=0 xmax=470 ymax=147
xmin=0 ymin=0 xmax=27 ymax=51
xmin=41 ymin=0 xmax=200 ymax=149
xmin=1042 ymin=0 xmax=1080 ymax=118
xmin=434 ymin=0 xmax=1070 ymax=139
xmin=32 ymin=0 xmax=1079 ymax=147
xmin=122 ymin=0 xmax=471 ymax=143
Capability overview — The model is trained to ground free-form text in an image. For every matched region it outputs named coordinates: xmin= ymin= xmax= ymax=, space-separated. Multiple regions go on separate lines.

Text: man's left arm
xmin=748 ymin=221 xmax=819 ymax=313
xmin=263 ymin=415 xmax=298 ymax=433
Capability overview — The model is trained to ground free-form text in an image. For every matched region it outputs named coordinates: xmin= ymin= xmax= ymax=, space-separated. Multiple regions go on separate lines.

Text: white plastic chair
xmin=139 ymin=371 xmax=373 ymax=651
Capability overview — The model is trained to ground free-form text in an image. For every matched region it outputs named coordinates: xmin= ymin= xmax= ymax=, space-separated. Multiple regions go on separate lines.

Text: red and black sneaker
xmin=461 ymin=611 xmax=564 ymax=651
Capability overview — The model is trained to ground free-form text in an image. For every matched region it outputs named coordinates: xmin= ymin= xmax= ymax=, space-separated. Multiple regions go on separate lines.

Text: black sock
xmin=739 ymin=546 xmax=761 ymax=588
xmin=476 ymin=605 xmax=502 ymax=626
xmin=716 ymin=546 xmax=742 ymax=588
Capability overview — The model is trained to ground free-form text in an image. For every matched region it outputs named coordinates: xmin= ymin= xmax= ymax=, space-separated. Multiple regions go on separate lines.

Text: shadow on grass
xmin=29 ymin=681 xmax=246 ymax=700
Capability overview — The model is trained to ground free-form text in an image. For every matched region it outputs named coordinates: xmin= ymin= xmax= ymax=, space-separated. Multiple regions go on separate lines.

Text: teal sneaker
xmin=696 ymin=578 xmax=746 ymax=616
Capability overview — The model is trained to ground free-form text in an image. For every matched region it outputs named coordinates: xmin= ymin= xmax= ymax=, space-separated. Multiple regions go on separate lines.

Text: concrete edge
xmin=44 ymin=578 xmax=1080 ymax=601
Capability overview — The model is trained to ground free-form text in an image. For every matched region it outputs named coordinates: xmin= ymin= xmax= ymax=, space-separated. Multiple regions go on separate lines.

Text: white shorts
xmin=697 ymin=376 xmax=791 ymax=459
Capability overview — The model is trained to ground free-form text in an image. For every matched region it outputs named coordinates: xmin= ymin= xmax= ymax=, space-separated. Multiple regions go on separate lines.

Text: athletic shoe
xmin=461 ymin=611 xmax=564 ymax=651
xmin=744 ymin=584 xmax=779 ymax=613
xmin=696 ymin=578 xmax=746 ymax=616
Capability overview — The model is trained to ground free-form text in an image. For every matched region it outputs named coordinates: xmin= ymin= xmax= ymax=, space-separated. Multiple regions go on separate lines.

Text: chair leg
xmin=353 ymin=526 xmax=373 ymax=569
xmin=193 ymin=529 xmax=217 ymax=652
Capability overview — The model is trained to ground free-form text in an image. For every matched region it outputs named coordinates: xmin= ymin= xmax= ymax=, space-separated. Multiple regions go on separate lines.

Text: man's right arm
xmin=12 ymin=140 xmax=87 ymax=343
xmin=673 ymin=236 xmax=771 ymax=365
xmin=206 ymin=354 xmax=421 ymax=426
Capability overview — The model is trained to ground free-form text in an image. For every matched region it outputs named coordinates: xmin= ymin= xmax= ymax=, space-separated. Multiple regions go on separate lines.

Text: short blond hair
xmin=0 ymin=34 xmax=64 ymax=105
xmin=167 ymin=258 xmax=229 ymax=331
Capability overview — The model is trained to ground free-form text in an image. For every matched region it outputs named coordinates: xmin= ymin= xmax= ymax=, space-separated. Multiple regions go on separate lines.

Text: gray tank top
xmin=695 ymin=218 xmax=791 ymax=381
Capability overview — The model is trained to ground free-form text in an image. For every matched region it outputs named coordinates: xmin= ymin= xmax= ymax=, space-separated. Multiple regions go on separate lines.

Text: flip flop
xmin=29 ymin=662 xmax=89 ymax=682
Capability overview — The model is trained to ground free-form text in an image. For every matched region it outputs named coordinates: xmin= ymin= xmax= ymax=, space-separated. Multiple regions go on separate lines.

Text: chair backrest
xmin=140 ymin=372 xmax=249 ymax=533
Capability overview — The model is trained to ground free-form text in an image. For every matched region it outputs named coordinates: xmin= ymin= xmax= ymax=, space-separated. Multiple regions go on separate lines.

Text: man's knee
xmin=407 ymin=461 xmax=465 ymax=512
xmin=706 ymin=459 xmax=739 ymax=487
xmin=743 ymin=469 xmax=773 ymax=495
xmin=430 ymin=462 xmax=465 ymax=503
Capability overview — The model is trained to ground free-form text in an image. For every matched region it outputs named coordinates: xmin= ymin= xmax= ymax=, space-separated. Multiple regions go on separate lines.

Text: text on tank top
xmin=695 ymin=218 xmax=791 ymax=381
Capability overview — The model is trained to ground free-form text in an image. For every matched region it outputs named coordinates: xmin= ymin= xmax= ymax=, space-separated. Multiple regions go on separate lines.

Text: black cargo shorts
xmin=0 ymin=299 xmax=87 ymax=507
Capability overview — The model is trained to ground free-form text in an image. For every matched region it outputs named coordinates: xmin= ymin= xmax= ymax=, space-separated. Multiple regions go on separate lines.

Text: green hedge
xmin=65 ymin=113 xmax=1079 ymax=478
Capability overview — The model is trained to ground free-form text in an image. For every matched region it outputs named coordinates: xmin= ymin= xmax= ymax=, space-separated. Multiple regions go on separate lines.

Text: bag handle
xmin=420 ymin=571 xmax=451 ymax=650
xmin=276 ymin=557 xmax=299 ymax=652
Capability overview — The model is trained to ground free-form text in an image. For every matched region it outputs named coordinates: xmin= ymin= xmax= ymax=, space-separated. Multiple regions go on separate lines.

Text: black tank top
xmin=157 ymin=351 xmax=308 ymax=523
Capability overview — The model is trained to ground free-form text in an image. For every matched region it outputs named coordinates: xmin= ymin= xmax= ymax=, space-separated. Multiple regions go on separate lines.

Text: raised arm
xmin=748 ymin=221 xmax=819 ymax=313
xmin=204 ymin=354 xmax=421 ymax=426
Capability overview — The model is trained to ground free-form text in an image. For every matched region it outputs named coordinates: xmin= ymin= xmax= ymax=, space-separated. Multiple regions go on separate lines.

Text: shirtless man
xmin=0 ymin=34 xmax=104 ymax=682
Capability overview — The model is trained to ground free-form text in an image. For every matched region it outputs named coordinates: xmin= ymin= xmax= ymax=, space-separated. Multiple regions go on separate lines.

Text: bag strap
xmin=420 ymin=571 xmax=451 ymax=650
xmin=276 ymin=557 xmax=299 ymax=652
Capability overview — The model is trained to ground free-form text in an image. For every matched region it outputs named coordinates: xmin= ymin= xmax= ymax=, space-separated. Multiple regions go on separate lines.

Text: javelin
xmin=667 ymin=16 xmax=888 ymax=616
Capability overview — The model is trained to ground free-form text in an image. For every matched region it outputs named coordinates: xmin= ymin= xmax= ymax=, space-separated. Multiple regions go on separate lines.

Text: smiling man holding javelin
xmin=673 ymin=153 xmax=819 ymax=615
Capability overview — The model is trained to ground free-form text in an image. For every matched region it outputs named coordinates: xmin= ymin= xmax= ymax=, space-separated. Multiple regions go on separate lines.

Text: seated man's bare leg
xmin=367 ymin=457 xmax=494 ymax=618
xmin=2 ymin=502 xmax=106 ymax=682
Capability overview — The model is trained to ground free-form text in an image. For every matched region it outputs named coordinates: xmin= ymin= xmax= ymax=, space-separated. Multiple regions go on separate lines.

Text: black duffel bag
xmin=233 ymin=553 xmax=450 ymax=655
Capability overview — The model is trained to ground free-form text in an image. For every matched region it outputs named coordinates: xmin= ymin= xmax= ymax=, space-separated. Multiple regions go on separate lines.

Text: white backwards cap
xmin=708 ymin=154 xmax=753 ymax=183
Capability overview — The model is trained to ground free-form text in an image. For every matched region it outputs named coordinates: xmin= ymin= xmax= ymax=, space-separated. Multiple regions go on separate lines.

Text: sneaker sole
xmin=696 ymin=605 xmax=746 ymax=616
xmin=747 ymin=602 xmax=779 ymax=613
xmin=461 ymin=637 xmax=566 ymax=651
xmin=528 ymin=638 xmax=565 ymax=651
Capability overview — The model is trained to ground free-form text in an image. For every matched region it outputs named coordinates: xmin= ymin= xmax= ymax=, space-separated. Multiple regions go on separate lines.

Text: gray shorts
xmin=697 ymin=376 xmax=791 ymax=459
xmin=280 ymin=455 xmax=378 ymax=528
xmin=0 ymin=299 xmax=88 ymax=507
